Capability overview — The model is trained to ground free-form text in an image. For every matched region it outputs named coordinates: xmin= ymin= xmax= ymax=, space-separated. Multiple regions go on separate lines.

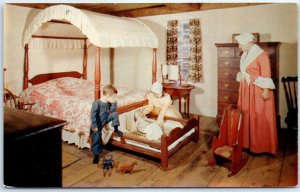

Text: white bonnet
xmin=150 ymin=81 xmax=163 ymax=97
xmin=235 ymin=32 xmax=255 ymax=45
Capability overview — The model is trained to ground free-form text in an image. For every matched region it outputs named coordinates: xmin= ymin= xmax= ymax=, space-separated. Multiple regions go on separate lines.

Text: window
xmin=167 ymin=18 xmax=203 ymax=83
xmin=177 ymin=21 xmax=190 ymax=81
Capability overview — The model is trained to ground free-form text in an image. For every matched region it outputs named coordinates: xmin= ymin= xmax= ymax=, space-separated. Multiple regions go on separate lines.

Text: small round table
xmin=163 ymin=82 xmax=195 ymax=116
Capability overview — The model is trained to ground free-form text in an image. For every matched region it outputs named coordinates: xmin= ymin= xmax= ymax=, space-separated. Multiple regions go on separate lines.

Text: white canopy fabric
xmin=23 ymin=5 xmax=158 ymax=48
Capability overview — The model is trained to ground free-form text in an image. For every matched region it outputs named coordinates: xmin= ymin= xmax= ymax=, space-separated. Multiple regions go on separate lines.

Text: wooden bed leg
xmin=161 ymin=134 xmax=168 ymax=170
xmin=161 ymin=157 xmax=168 ymax=171
xmin=193 ymin=115 xmax=200 ymax=143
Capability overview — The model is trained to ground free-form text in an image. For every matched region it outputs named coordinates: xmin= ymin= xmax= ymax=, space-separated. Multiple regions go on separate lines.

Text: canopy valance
xmin=23 ymin=4 xmax=158 ymax=48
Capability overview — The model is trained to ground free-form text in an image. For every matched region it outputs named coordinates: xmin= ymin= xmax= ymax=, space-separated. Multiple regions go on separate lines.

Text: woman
xmin=142 ymin=82 xmax=182 ymax=127
xmin=235 ymin=32 xmax=277 ymax=155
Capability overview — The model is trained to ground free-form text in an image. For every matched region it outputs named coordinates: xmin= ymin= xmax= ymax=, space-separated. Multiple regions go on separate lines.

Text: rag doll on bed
xmin=133 ymin=110 xmax=162 ymax=140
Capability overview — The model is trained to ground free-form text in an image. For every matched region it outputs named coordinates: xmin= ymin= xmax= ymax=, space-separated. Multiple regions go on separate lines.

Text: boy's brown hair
xmin=103 ymin=85 xmax=118 ymax=96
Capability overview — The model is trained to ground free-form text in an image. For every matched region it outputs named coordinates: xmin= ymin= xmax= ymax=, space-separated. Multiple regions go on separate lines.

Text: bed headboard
xmin=29 ymin=71 xmax=83 ymax=85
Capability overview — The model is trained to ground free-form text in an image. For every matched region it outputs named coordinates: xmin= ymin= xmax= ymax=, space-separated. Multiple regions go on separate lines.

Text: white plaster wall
xmin=137 ymin=3 xmax=298 ymax=127
xmin=111 ymin=47 xmax=153 ymax=89
xmin=4 ymin=5 xmax=36 ymax=93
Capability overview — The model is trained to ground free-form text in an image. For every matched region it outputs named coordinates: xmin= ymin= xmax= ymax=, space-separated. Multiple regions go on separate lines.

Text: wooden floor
xmin=62 ymin=116 xmax=298 ymax=187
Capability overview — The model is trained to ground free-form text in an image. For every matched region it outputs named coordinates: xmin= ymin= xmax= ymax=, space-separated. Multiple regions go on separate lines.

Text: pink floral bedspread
xmin=19 ymin=77 xmax=147 ymax=143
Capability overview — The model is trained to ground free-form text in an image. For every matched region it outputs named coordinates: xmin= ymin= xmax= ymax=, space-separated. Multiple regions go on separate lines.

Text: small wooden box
xmin=232 ymin=33 xmax=260 ymax=43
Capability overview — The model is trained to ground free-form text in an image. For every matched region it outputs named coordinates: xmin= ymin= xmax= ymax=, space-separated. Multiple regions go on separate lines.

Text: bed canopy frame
xmin=22 ymin=5 xmax=158 ymax=100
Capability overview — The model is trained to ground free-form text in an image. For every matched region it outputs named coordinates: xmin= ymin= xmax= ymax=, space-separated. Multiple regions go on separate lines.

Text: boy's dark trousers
xmin=91 ymin=130 xmax=102 ymax=156
xmin=91 ymin=112 xmax=120 ymax=156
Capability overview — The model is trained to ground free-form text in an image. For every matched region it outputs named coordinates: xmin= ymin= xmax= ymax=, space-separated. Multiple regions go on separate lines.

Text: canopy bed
xmin=20 ymin=5 xmax=199 ymax=169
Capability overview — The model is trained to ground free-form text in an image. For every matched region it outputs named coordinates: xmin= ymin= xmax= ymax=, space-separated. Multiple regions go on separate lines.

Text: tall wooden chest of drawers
xmin=216 ymin=42 xmax=280 ymax=123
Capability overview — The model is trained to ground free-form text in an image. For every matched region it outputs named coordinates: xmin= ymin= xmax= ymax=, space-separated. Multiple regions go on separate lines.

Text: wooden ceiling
xmin=9 ymin=3 xmax=266 ymax=18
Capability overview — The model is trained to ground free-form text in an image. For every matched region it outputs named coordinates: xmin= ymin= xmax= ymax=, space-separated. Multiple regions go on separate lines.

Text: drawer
xmin=218 ymin=68 xmax=239 ymax=80
xmin=218 ymin=58 xmax=240 ymax=68
xmin=218 ymin=47 xmax=235 ymax=57
xmin=235 ymin=47 xmax=243 ymax=57
xmin=218 ymin=91 xmax=239 ymax=104
xmin=218 ymin=79 xmax=240 ymax=92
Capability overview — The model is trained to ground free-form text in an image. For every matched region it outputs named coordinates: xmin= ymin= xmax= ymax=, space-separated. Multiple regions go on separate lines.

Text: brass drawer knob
xmin=224 ymin=50 xmax=230 ymax=56
xmin=224 ymin=83 xmax=229 ymax=88
xmin=224 ymin=61 xmax=230 ymax=66
xmin=223 ymin=95 xmax=229 ymax=101
xmin=224 ymin=71 xmax=229 ymax=76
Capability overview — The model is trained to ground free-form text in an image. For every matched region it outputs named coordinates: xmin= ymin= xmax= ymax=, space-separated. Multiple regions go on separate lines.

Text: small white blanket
xmin=101 ymin=124 xmax=114 ymax=145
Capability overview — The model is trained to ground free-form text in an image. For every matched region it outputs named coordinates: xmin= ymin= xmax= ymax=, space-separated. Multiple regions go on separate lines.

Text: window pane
xmin=177 ymin=21 xmax=190 ymax=80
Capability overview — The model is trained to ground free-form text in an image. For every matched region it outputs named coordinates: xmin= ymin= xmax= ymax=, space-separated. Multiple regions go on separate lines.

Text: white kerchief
xmin=150 ymin=81 xmax=163 ymax=97
xmin=235 ymin=32 xmax=254 ymax=45
xmin=240 ymin=44 xmax=264 ymax=85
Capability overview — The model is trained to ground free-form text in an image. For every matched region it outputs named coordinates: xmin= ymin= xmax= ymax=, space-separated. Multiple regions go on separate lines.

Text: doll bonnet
xmin=235 ymin=32 xmax=254 ymax=45
xmin=150 ymin=82 xmax=163 ymax=97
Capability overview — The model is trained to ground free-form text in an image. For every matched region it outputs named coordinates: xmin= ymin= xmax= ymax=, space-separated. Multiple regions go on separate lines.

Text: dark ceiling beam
xmin=110 ymin=3 xmax=202 ymax=17
xmin=9 ymin=3 xmax=58 ymax=9
xmin=199 ymin=3 xmax=266 ymax=11
xmin=165 ymin=3 xmax=202 ymax=11
xmin=8 ymin=3 xmax=268 ymax=18
xmin=86 ymin=3 xmax=164 ymax=14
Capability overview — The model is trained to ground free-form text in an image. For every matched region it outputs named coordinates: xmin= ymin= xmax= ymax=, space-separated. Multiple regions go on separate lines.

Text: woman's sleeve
xmin=157 ymin=95 xmax=172 ymax=122
xmin=253 ymin=52 xmax=276 ymax=89
xmin=236 ymin=71 xmax=242 ymax=82
xmin=143 ymin=93 xmax=154 ymax=115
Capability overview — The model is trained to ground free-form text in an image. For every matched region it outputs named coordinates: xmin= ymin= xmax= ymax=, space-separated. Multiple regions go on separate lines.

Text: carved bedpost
xmin=94 ymin=47 xmax=101 ymax=100
xmin=152 ymin=48 xmax=157 ymax=84
xmin=110 ymin=48 xmax=115 ymax=85
xmin=23 ymin=44 xmax=29 ymax=90
xmin=82 ymin=39 xmax=88 ymax=79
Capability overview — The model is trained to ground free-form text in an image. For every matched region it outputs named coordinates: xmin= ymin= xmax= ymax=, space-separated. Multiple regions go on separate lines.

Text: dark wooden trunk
xmin=4 ymin=107 xmax=67 ymax=187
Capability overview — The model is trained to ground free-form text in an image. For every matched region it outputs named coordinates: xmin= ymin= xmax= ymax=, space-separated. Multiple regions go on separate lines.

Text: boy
xmin=91 ymin=85 xmax=123 ymax=164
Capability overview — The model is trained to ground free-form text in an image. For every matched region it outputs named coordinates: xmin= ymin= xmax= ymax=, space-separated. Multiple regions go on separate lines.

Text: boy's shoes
xmin=93 ymin=155 xmax=99 ymax=164
xmin=114 ymin=127 xmax=123 ymax=137
xmin=114 ymin=129 xmax=123 ymax=137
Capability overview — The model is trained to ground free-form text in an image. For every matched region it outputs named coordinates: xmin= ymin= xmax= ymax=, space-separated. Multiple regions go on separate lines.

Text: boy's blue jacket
xmin=91 ymin=100 xmax=117 ymax=129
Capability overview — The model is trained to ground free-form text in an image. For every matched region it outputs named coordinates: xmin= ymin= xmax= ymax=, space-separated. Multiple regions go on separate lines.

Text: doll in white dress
xmin=134 ymin=110 xmax=162 ymax=140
